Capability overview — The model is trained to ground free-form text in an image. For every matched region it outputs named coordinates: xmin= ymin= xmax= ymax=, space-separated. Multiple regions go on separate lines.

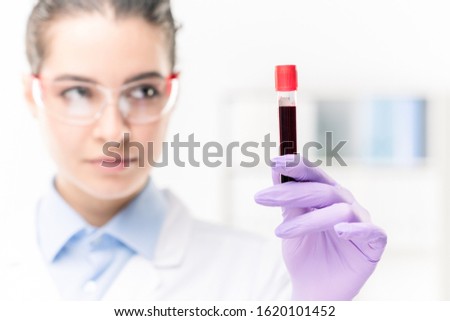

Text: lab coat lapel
xmin=2 ymin=203 xmax=60 ymax=300
xmin=102 ymin=256 xmax=161 ymax=300
xmin=20 ymin=240 xmax=61 ymax=300
xmin=153 ymin=190 xmax=193 ymax=268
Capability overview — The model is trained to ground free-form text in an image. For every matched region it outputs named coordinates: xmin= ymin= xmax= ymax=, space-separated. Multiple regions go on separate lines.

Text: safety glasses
xmin=31 ymin=72 xmax=179 ymax=126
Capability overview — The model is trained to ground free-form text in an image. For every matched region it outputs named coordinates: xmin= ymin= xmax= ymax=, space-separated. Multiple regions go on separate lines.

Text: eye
xmin=60 ymin=87 xmax=92 ymax=100
xmin=129 ymin=85 xmax=160 ymax=100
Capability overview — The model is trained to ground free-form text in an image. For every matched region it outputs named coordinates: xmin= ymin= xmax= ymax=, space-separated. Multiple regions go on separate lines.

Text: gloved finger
xmin=281 ymin=207 xmax=309 ymax=220
xmin=274 ymin=203 xmax=357 ymax=238
xmin=272 ymin=168 xmax=281 ymax=185
xmin=271 ymin=154 xmax=337 ymax=186
xmin=254 ymin=182 xmax=354 ymax=209
xmin=334 ymin=222 xmax=387 ymax=262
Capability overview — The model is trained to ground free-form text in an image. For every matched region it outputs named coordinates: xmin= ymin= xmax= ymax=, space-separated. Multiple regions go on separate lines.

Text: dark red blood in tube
xmin=279 ymin=106 xmax=297 ymax=183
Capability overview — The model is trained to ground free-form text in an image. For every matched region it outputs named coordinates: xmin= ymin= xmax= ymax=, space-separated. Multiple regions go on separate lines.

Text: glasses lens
xmin=41 ymin=81 xmax=103 ymax=123
xmin=119 ymin=77 xmax=173 ymax=123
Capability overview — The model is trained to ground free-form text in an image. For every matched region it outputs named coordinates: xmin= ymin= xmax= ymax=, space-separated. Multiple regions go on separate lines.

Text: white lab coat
xmin=0 ymin=189 xmax=291 ymax=300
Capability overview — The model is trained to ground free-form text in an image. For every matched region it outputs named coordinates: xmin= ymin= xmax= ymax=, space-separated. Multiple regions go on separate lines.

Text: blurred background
xmin=2 ymin=0 xmax=450 ymax=300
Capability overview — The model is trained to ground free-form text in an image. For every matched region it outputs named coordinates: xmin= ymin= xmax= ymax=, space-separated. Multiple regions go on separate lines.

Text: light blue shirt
xmin=36 ymin=177 xmax=167 ymax=300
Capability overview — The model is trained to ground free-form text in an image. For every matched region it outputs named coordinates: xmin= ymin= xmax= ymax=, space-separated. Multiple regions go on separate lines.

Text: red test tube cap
xmin=275 ymin=65 xmax=298 ymax=91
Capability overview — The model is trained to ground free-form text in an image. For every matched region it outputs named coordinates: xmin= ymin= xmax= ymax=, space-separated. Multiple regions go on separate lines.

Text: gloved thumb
xmin=334 ymin=222 xmax=387 ymax=263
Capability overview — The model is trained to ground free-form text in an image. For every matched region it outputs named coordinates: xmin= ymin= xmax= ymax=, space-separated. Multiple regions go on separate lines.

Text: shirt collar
xmin=101 ymin=178 xmax=167 ymax=260
xmin=36 ymin=177 xmax=167 ymax=262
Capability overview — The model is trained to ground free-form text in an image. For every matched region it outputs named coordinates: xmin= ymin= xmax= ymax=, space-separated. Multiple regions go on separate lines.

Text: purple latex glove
xmin=254 ymin=154 xmax=387 ymax=300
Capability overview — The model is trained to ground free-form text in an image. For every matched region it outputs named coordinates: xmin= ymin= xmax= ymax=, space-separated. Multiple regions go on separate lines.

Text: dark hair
xmin=26 ymin=0 xmax=178 ymax=74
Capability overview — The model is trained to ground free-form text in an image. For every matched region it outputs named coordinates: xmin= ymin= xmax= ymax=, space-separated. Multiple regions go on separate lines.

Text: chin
xmin=86 ymin=185 xmax=138 ymax=200
xmin=74 ymin=173 xmax=148 ymax=201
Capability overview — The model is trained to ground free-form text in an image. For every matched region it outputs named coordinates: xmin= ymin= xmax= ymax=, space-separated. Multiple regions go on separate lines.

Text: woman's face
xmin=27 ymin=13 xmax=173 ymax=200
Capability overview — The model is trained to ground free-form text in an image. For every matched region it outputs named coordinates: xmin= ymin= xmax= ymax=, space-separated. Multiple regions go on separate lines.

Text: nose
xmin=92 ymin=99 xmax=130 ymax=144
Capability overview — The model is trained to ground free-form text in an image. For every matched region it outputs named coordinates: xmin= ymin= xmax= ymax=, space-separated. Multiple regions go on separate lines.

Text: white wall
xmin=1 ymin=0 xmax=450 ymax=300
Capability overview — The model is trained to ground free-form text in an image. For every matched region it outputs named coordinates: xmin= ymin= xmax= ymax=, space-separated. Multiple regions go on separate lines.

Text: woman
xmin=2 ymin=0 xmax=386 ymax=300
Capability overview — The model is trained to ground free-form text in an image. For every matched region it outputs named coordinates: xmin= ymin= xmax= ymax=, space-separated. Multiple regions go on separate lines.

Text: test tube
xmin=275 ymin=65 xmax=298 ymax=183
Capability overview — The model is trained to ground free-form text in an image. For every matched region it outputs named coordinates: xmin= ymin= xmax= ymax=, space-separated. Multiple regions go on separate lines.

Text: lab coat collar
xmin=152 ymin=189 xmax=194 ymax=268
xmin=2 ymin=199 xmax=62 ymax=300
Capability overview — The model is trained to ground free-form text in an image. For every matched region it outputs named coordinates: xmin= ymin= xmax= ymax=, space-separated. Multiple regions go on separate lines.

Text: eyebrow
xmin=53 ymin=71 xmax=165 ymax=84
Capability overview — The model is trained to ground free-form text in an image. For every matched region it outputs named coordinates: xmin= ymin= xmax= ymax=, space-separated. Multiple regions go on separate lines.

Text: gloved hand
xmin=254 ymin=154 xmax=387 ymax=300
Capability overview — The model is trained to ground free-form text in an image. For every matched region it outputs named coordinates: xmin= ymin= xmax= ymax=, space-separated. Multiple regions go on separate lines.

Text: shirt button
xmin=83 ymin=280 xmax=98 ymax=294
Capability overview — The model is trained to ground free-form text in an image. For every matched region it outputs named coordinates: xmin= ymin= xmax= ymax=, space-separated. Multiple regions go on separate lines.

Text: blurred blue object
xmin=369 ymin=98 xmax=426 ymax=164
